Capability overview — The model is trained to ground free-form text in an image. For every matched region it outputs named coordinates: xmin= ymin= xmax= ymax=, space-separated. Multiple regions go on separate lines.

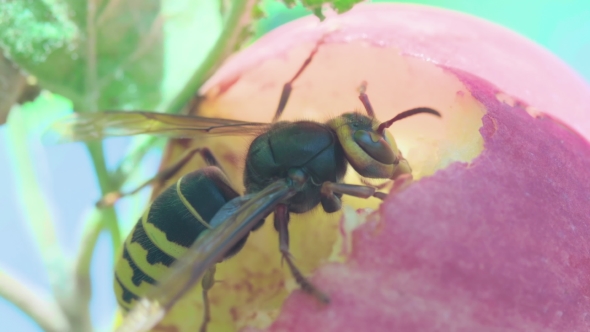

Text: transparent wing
xmin=115 ymin=179 xmax=297 ymax=332
xmin=46 ymin=111 xmax=272 ymax=143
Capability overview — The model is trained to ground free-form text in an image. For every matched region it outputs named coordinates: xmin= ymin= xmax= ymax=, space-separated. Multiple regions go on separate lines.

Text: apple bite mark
xmin=262 ymin=69 xmax=590 ymax=332
xmin=148 ymin=3 xmax=590 ymax=331
xmin=149 ymin=38 xmax=488 ymax=331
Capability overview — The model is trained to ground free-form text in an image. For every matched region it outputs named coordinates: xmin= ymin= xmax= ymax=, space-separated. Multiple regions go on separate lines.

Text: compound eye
xmin=353 ymin=130 xmax=397 ymax=165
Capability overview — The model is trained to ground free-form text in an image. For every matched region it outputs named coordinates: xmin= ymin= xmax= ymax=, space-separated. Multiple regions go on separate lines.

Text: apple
xmin=152 ymin=3 xmax=590 ymax=332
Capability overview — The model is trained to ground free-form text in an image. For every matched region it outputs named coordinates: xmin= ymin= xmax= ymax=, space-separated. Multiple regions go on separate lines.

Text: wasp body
xmin=245 ymin=120 xmax=347 ymax=213
xmin=114 ymin=167 xmax=245 ymax=311
xmin=50 ymin=43 xmax=441 ymax=332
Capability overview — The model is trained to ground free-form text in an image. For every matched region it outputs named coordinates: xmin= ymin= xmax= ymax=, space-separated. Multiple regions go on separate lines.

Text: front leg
xmin=274 ymin=204 xmax=330 ymax=304
xmin=273 ymin=39 xmax=323 ymax=122
xmin=320 ymin=182 xmax=387 ymax=212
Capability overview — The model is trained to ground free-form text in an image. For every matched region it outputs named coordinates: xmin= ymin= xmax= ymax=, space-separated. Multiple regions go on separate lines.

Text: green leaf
xmin=232 ymin=1 xmax=266 ymax=51
xmin=280 ymin=0 xmax=363 ymax=20
xmin=0 ymin=0 xmax=163 ymax=111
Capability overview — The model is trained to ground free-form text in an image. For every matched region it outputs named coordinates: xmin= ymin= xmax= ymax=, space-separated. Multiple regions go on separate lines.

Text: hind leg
xmin=199 ymin=266 xmax=217 ymax=332
xmin=98 ymin=147 xmax=224 ymax=207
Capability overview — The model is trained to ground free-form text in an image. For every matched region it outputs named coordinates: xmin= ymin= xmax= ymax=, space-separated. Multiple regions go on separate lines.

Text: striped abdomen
xmin=114 ymin=167 xmax=239 ymax=310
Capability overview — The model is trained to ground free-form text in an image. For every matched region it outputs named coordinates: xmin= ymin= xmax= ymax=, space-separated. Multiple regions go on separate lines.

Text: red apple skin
xmin=204 ymin=4 xmax=590 ymax=140
xmin=200 ymin=5 xmax=590 ymax=332
xmin=254 ymin=69 xmax=590 ymax=332
xmin=194 ymin=4 xmax=590 ymax=332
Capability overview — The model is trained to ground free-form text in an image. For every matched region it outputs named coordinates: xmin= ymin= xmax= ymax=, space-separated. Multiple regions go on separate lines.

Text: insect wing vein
xmin=46 ymin=111 xmax=271 ymax=143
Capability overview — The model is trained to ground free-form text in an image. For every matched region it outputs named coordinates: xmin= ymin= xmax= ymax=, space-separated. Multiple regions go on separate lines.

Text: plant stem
xmin=80 ymin=0 xmax=121 ymax=254
xmin=5 ymin=106 xmax=71 ymax=315
xmin=61 ymin=211 xmax=105 ymax=332
xmin=60 ymin=142 xmax=117 ymax=332
xmin=75 ymin=211 xmax=104 ymax=278
xmin=85 ymin=140 xmax=122 ymax=254
xmin=164 ymin=0 xmax=259 ymax=114
xmin=0 ymin=270 xmax=70 ymax=332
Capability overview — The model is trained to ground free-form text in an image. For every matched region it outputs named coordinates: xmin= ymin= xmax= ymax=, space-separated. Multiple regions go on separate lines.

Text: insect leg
xmin=98 ymin=147 xmax=224 ymax=207
xmin=320 ymin=181 xmax=387 ymax=212
xmin=273 ymin=40 xmax=323 ymax=122
xmin=274 ymin=204 xmax=330 ymax=304
xmin=357 ymin=81 xmax=375 ymax=118
xmin=199 ymin=266 xmax=217 ymax=332
xmin=360 ymin=178 xmax=392 ymax=190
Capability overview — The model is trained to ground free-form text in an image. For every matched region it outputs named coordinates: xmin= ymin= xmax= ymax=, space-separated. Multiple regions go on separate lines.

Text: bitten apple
xmin=152 ymin=4 xmax=590 ymax=332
